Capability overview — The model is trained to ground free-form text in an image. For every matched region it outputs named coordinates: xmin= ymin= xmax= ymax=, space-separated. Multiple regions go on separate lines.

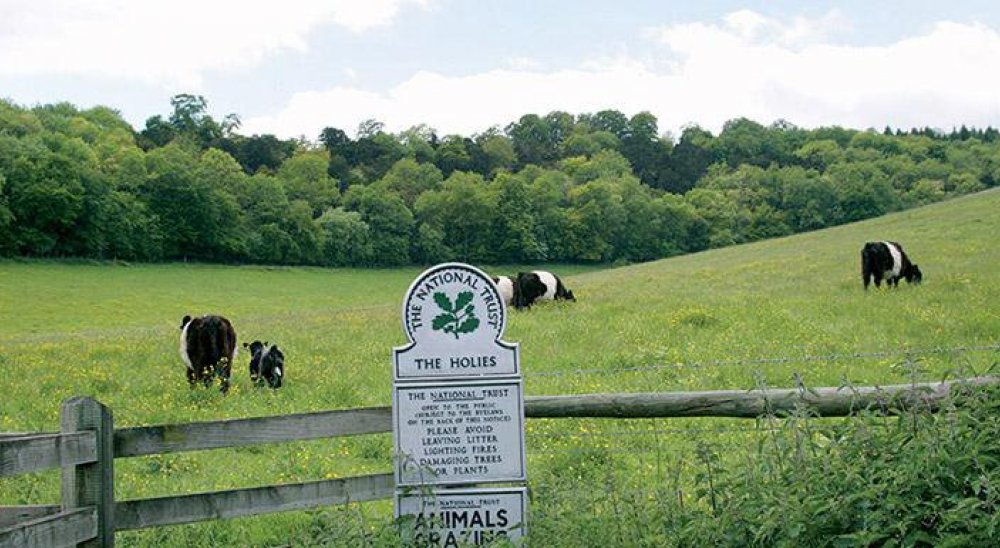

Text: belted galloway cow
xmin=179 ymin=314 xmax=237 ymax=393
xmin=513 ymin=270 xmax=575 ymax=309
xmin=861 ymin=241 xmax=923 ymax=289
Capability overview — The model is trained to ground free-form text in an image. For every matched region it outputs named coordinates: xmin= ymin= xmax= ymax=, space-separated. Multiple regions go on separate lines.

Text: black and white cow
xmin=244 ymin=340 xmax=285 ymax=389
xmin=513 ymin=270 xmax=576 ymax=309
xmin=491 ymin=275 xmax=516 ymax=307
xmin=179 ymin=314 xmax=237 ymax=393
xmin=861 ymin=241 xmax=923 ymax=289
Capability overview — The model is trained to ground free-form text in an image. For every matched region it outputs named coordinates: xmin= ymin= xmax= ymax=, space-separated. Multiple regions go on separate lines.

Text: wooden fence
xmin=1 ymin=376 xmax=994 ymax=547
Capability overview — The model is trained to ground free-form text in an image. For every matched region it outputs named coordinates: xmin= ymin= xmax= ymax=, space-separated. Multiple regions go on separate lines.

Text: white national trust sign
xmin=394 ymin=263 xmax=519 ymax=381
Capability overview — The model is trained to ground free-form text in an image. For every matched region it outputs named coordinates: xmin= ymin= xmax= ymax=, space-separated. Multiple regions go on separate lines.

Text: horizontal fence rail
xmin=114 ymin=473 xmax=394 ymax=531
xmin=0 ymin=431 xmax=96 ymax=477
xmin=0 ymin=507 xmax=96 ymax=548
xmin=114 ymin=406 xmax=392 ymax=458
xmin=525 ymin=376 xmax=997 ymax=418
xmin=0 ymin=507 xmax=60 ymax=530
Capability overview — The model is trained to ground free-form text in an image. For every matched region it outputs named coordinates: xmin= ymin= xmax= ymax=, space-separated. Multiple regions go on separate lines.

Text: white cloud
xmin=244 ymin=11 xmax=1000 ymax=141
xmin=0 ymin=0 xmax=430 ymax=88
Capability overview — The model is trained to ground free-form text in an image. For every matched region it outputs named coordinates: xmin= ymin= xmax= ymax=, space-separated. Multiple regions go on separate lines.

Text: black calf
xmin=244 ymin=340 xmax=285 ymax=389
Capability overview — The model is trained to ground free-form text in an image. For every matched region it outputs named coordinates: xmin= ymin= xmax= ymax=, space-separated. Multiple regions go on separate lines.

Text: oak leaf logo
xmin=431 ymin=291 xmax=480 ymax=339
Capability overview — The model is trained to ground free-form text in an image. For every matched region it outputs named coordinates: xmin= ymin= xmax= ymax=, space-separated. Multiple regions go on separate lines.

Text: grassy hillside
xmin=1 ymin=188 xmax=998 ymax=546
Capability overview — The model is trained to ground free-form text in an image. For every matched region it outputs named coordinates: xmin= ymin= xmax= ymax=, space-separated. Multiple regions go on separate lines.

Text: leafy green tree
xmin=563 ymin=130 xmax=620 ymax=158
xmin=413 ymin=172 xmax=496 ymax=262
xmin=319 ymin=126 xmax=353 ymax=185
xmin=398 ymin=125 xmax=437 ymax=163
xmin=282 ymin=199 xmax=324 ymax=264
xmin=793 ymin=139 xmax=844 ymax=171
xmin=373 ymin=158 xmax=443 ymax=207
xmin=0 ymin=173 xmax=15 ymax=255
xmin=714 ymin=117 xmax=773 ymax=168
xmin=2 ymin=135 xmax=86 ymax=255
xmin=141 ymin=144 xmax=244 ymax=260
xmin=621 ymin=111 xmax=673 ymax=189
xmin=218 ymin=133 xmax=297 ymax=174
xmin=350 ymin=130 xmax=406 ymax=183
xmin=507 ymin=114 xmax=558 ymax=167
xmin=101 ymin=190 xmax=164 ymax=260
xmin=276 ymin=150 xmax=340 ymax=214
xmin=490 ymin=173 xmax=545 ymax=262
xmin=826 ymin=161 xmax=898 ymax=222
xmin=666 ymin=125 xmax=716 ymax=194
xmin=583 ymin=109 xmax=629 ymax=139
xmin=567 ymin=178 xmax=627 ymax=262
xmin=434 ymin=135 xmax=474 ymax=176
xmin=524 ymin=168 xmax=575 ymax=261
xmin=778 ymin=167 xmax=839 ymax=231
xmin=0 ymin=99 xmax=44 ymax=137
xmin=685 ymin=187 xmax=748 ymax=247
xmin=413 ymin=222 xmax=451 ymax=264
xmin=560 ymin=149 xmax=633 ymax=184
xmin=473 ymin=130 xmax=517 ymax=177
xmin=316 ymin=207 xmax=374 ymax=266
xmin=343 ymin=185 xmax=414 ymax=266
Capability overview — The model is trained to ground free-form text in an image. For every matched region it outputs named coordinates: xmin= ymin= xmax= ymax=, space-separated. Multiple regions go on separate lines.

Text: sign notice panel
xmin=394 ymin=263 xmax=519 ymax=380
xmin=396 ymin=487 xmax=526 ymax=547
xmin=393 ymin=262 xmax=527 ymax=541
xmin=394 ymin=379 xmax=526 ymax=486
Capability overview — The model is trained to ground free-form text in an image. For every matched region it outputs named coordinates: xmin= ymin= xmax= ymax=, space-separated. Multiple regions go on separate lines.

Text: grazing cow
xmin=513 ymin=270 xmax=576 ymax=309
xmin=244 ymin=340 xmax=285 ymax=389
xmin=179 ymin=314 xmax=237 ymax=393
xmin=861 ymin=241 xmax=923 ymax=289
xmin=491 ymin=275 xmax=516 ymax=307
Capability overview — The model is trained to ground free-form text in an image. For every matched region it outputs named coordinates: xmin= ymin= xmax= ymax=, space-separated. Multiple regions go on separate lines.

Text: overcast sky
xmin=2 ymin=0 xmax=1000 ymax=141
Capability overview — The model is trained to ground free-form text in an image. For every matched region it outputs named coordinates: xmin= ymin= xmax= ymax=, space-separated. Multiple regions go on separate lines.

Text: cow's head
xmin=908 ymin=265 xmax=923 ymax=284
xmin=564 ymin=289 xmax=576 ymax=301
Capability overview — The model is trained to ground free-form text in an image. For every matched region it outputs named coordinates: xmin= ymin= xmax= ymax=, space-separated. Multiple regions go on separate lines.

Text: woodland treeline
xmin=0 ymin=94 xmax=997 ymax=266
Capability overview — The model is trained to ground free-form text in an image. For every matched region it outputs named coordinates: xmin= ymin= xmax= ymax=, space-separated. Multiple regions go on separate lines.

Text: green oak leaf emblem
xmin=431 ymin=290 xmax=480 ymax=339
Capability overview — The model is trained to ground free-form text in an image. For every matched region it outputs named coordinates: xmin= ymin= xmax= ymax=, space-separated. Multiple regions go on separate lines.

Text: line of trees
xmin=1 ymin=94 xmax=997 ymax=266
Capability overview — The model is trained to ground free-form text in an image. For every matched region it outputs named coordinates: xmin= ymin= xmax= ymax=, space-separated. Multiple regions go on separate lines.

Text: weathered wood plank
xmin=524 ymin=376 xmax=999 ymax=419
xmin=0 ymin=507 xmax=96 ymax=548
xmin=113 ymin=407 xmax=393 ymax=458
xmin=0 ymin=506 xmax=60 ymax=529
xmin=114 ymin=473 xmax=395 ymax=531
xmin=0 ymin=432 xmax=97 ymax=477
xmin=60 ymin=397 xmax=114 ymax=547
xmin=0 ymin=432 xmax=47 ymax=440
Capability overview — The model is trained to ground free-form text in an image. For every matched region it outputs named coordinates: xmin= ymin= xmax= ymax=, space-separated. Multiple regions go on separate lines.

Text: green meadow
xmin=1 ymin=188 xmax=999 ymax=546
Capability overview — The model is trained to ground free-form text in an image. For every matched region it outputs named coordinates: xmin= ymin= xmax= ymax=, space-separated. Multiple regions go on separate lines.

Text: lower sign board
xmin=394 ymin=379 xmax=525 ymax=486
xmin=396 ymin=487 xmax=527 ymax=547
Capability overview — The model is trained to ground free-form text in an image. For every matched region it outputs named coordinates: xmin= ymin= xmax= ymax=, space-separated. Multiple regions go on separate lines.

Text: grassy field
xmin=1 ymin=188 xmax=999 ymax=546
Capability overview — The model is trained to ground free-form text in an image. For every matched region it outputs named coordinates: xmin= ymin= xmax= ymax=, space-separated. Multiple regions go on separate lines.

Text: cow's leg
xmin=862 ymin=252 xmax=872 ymax=290
xmin=217 ymin=358 xmax=231 ymax=394
xmin=186 ymin=368 xmax=197 ymax=388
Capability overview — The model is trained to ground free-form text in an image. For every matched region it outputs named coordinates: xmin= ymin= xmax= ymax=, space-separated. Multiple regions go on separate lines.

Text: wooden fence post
xmin=61 ymin=397 xmax=114 ymax=547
